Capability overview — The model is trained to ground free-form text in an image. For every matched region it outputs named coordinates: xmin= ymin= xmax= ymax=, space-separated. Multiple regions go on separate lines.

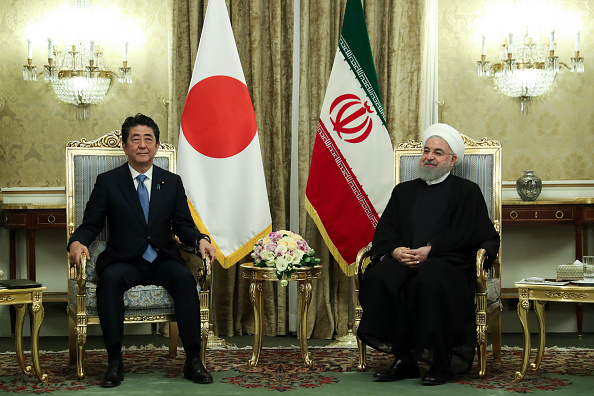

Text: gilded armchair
xmin=354 ymin=134 xmax=502 ymax=379
xmin=65 ymin=131 xmax=211 ymax=379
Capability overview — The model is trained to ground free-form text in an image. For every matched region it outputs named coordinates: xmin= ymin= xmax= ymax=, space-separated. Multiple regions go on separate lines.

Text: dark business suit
xmin=68 ymin=163 xmax=206 ymax=357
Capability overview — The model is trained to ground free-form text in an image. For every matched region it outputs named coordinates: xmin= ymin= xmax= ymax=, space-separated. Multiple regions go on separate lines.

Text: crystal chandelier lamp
xmin=22 ymin=0 xmax=132 ymax=119
xmin=477 ymin=29 xmax=584 ymax=113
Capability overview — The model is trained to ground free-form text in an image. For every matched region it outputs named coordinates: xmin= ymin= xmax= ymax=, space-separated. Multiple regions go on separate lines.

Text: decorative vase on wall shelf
xmin=516 ymin=170 xmax=542 ymax=201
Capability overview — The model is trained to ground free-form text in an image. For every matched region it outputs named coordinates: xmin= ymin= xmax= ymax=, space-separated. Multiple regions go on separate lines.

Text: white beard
xmin=418 ymin=161 xmax=451 ymax=182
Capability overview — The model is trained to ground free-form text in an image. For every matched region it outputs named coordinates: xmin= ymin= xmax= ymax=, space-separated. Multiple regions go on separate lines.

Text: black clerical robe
xmin=357 ymin=174 xmax=500 ymax=374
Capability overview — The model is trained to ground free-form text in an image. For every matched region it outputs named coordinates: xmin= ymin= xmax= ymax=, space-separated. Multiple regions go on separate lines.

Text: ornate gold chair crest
xmin=354 ymin=134 xmax=502 ymax=379
xmin=65 ymin=131 xmax=211 ymax=379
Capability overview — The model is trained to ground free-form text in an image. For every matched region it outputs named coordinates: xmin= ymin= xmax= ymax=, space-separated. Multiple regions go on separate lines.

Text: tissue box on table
xmin=556 ymin=260 xmax=584 ymax=280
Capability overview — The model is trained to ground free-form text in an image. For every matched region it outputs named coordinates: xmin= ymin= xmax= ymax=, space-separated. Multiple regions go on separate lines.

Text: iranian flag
xmin=177 ymin=0 xmax=272 ymax=268
xmin=305 ymin=0 xmax=393 ymax=276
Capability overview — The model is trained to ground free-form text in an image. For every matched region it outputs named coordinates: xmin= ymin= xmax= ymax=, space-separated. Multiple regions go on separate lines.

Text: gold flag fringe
xmin=187 ymin=197 xmax=272 ymax=268
xmin=305 ymin=198 xmax=357 ymax=277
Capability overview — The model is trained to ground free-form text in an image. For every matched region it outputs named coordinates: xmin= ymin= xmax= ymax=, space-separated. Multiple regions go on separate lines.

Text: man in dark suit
xmin=68 ymin=113 xmax=216 ymax=387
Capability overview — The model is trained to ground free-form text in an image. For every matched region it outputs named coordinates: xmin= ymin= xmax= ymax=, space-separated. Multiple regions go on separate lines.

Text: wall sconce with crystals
xmin=477 ymin=30 xmax=584 ymax=113
xmin=22 ymin=1 xmax=132 ymax=119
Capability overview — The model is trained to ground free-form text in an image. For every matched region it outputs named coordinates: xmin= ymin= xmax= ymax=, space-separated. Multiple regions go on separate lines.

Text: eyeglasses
xmin=422 ymin=148 xmax=454 ymax=158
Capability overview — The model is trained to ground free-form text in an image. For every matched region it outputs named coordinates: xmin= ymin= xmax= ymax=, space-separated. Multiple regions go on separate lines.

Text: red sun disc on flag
xmin=181 ymin=76 xmax=257 ymax=158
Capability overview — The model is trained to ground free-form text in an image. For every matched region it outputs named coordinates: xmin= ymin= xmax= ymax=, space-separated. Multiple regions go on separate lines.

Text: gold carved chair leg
xmin=200 ymin=289 xmax=210 ymax=366
xmin=76 ymin=291 xmax=88 ymax=379
xmin=201 ymin=326 xmax=209 ymax=366
xmin=491 ymin=305 xmax=502 ymax=362
xmin=77 ymin=327 xmax=86 ymax=379
xmin=355 ymin=327 xmax=367 ymax=371
xmin=75 ymin=303 xmax=87 ymax=379
xmin=168 ymin=322 xmax=179 ymax=359
xmin=354 ymin=246 xmax=371 ymax=372
xmin=354 ymin=289 xmax=367 ymax=371
xmin=476 ymin=290 xmax=488 ymax=379
xmin=68 ymin=314 xmax=77 ymax=365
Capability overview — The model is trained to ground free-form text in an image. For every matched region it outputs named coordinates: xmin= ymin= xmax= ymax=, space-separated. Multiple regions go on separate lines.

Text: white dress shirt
xmin=129 ymin=164 xmax=154 ymax=199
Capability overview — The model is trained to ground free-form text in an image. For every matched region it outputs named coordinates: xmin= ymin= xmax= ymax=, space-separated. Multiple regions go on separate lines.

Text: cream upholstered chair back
xmin=65 ymin=131 xmax=210 ymax=380
xmin=67 ymin=143 xmax=174 ymax=245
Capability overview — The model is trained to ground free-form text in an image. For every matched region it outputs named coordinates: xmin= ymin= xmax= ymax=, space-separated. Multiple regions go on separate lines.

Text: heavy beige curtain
xmin=169 ymin=0 xmax=425 ymax=340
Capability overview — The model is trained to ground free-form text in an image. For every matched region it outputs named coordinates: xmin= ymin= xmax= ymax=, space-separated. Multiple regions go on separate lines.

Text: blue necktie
xmin=136 ymin=174 xmax=158 ymax=262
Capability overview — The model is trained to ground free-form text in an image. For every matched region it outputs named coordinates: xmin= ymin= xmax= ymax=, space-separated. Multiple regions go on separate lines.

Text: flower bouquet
xmin=252 ymin=230 xmax=321 ymax=286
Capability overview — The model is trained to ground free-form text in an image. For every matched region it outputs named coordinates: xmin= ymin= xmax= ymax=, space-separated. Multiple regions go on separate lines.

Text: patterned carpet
xmin=0 ymin=346 xmax=592 ymax=393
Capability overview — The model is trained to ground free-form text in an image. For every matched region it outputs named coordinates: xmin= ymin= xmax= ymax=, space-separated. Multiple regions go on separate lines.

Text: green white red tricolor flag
xmin=177 ymin=0 xmax=272 ymax=268
xmin=305 ymin=0 xmax=393 ymax=276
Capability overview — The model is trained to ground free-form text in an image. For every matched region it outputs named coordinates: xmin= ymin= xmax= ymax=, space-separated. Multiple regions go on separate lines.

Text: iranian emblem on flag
xmin=331 ymin=94 xmax=375 ymax=143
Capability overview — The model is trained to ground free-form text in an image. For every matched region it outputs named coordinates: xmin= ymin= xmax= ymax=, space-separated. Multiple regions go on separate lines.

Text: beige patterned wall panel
xmin=0 ymin=0 xmax=169 ymax=189
xmin=439 ymin=0 xmax=594 ymax=181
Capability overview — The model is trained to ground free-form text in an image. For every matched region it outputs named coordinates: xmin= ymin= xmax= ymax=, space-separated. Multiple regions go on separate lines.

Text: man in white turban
xmin=357 ymin=123 xmax=499 ymax=386
xmin=423 ymin=123 xmax=465 ymax=160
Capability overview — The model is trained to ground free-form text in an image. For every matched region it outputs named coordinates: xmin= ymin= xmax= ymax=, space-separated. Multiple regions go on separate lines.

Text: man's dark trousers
xmin=96 ymin=255 xmax=202 ymax=355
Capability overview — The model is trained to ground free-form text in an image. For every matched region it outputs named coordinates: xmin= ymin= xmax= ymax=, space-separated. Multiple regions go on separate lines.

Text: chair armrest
xmin=354 ymin=245 xmax=373 ymax=289
xmin=75 ymin=253 xmax=87 ymax=291
xmin=196 ymin=254 xmax=212 ymax=293
xmin=476 ymin=248 xmax=488 ymax=293
xmin=177 ymin=240 xmax=212 ymax=293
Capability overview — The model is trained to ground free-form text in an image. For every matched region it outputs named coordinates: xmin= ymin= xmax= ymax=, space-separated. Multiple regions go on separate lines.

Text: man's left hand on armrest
xmin=197 ymin=237 xmax=217 ymax=263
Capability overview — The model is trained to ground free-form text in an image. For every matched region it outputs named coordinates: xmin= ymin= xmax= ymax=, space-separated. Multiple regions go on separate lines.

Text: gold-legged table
xmin=241 ymin=263 xmax=323 ymax=367
xmin=514 ymin=282 xmax=594 ymax=381
xmin=0 ymin=286 xmax=48 ymax=383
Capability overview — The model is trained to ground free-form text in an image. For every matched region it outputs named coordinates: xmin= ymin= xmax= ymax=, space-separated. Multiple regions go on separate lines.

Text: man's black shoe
xmin=421 ymin=370 xmax=453 ymax=385
xmin=100 ymin=360 xmax=124 ymax=388
xmin=183 ymin=357 xmax=213 ymax=384
xmin=373 ymin=358 xmax=420 ymax=382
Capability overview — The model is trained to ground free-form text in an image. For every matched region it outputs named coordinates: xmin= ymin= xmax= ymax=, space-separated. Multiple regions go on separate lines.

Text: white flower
xmin=276 ymin=256 xmax=289 ymax=272
xmin=281 ymin=253 xmax=295 ymax=265
xmin=262 ymin=251 xmax=276 ymax=263
xmin=280 ymin=279 xmax=289 ymax=287
xmin=292 ymin=252 xmax=303 ymax=264
xmin=265 ymin=259 xmax=276 ymax=267
xmin=275 ymin=244 xmax=288 ymax=255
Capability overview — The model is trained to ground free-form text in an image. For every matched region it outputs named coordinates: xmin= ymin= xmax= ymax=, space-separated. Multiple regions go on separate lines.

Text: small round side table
xmin=240 ymin=263 xmax=322 ymax=367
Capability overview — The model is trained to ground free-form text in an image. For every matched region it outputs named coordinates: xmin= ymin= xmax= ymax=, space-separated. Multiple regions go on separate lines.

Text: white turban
xmin=422 ymin=123 xmax=464 ymax=161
